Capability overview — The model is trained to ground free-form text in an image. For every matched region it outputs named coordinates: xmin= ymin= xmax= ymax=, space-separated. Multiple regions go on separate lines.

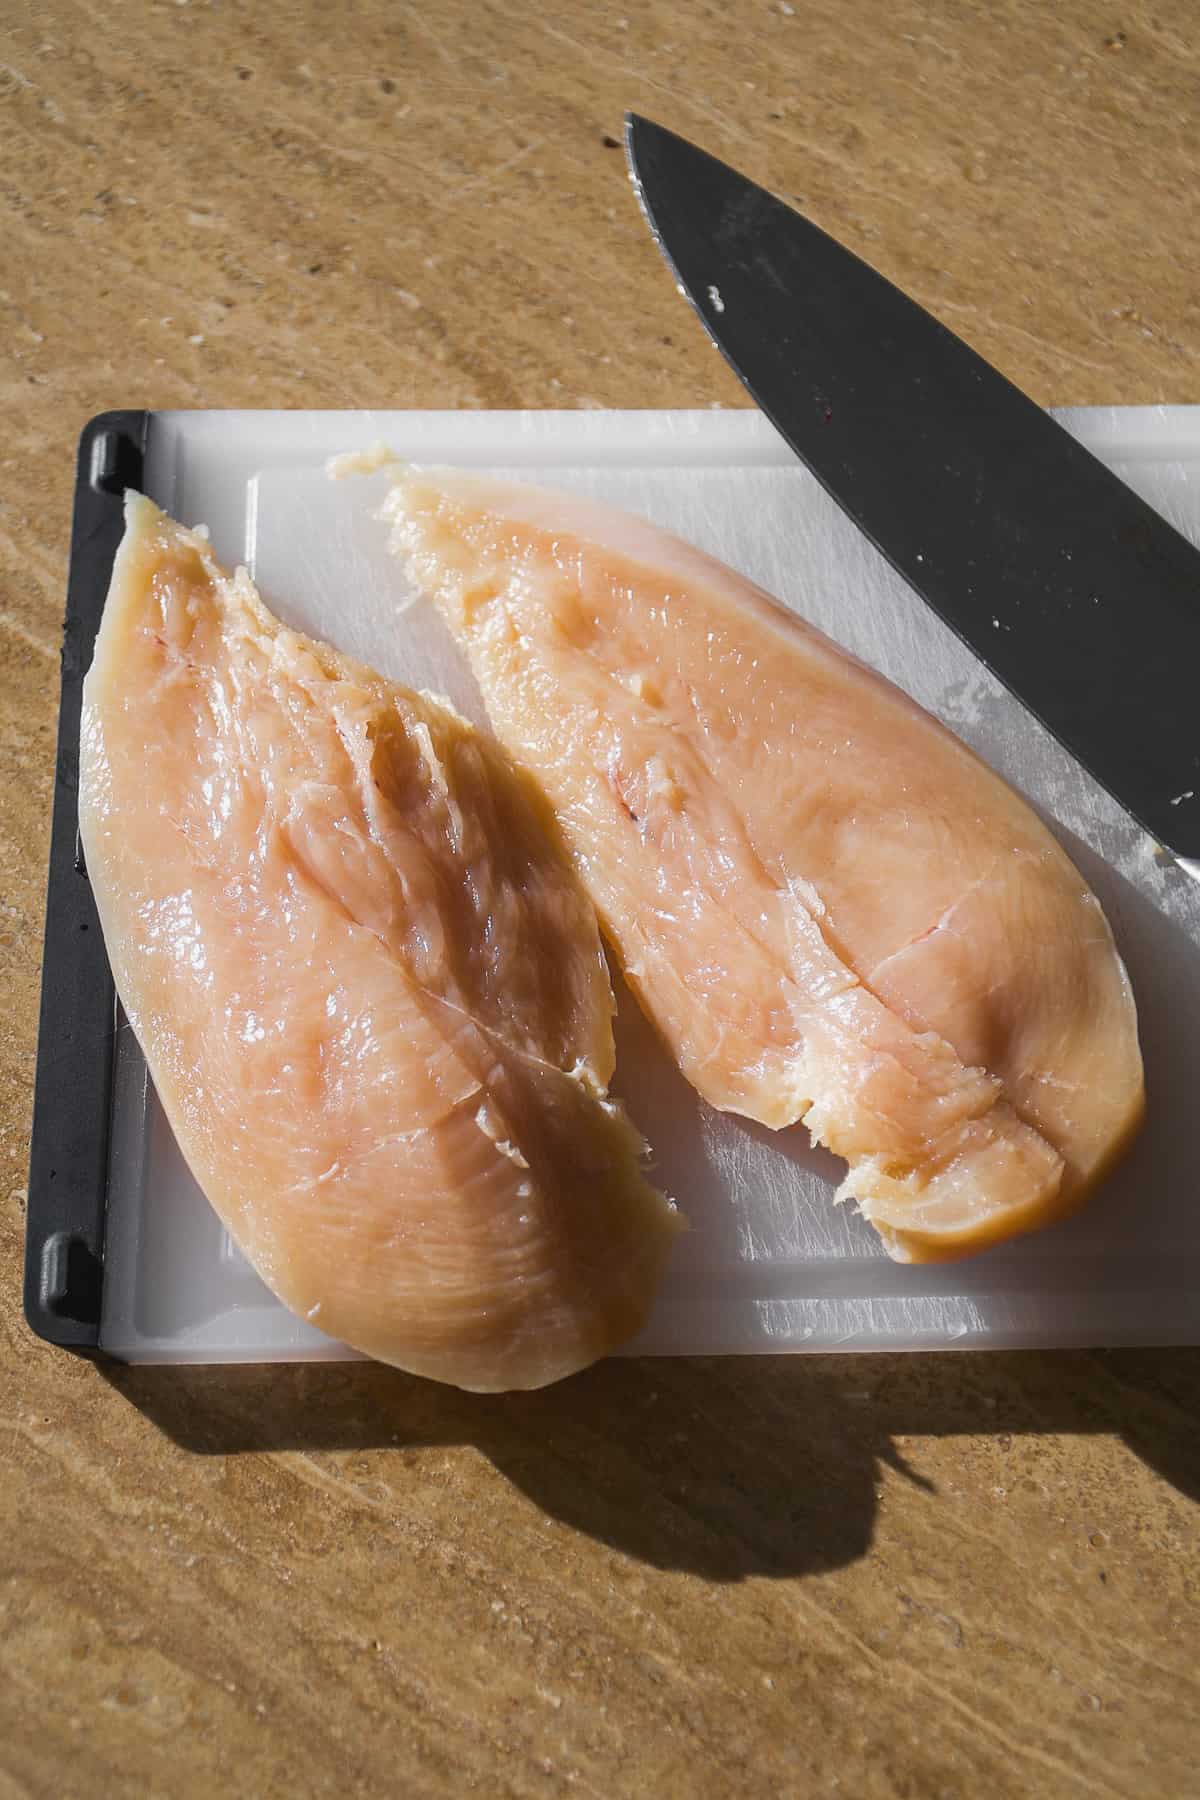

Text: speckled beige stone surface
xmin=2 ymin=3 xmax=1199 ymax=1794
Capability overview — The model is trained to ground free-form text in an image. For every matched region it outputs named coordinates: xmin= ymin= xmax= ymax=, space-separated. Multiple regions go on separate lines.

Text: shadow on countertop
xmin=89 ymin=776 xmax=1200 ymax=1583
xmin=101 ymin=1347 xmax=1200 ymax=1583
xmin=95 ymin=833 xmax=1200 ymax=1583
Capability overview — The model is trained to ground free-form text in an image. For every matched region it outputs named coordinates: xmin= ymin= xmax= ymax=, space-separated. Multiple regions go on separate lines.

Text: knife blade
xmin=625 ymin=113 xmax=1200 ymax=875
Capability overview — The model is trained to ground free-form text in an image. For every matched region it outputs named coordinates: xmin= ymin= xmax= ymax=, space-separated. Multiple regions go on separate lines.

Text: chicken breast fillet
xmin=384 ymin=468 xmax=1144 ymax=1262
xmin=79 ymin=494 xmax=680 ymax=1389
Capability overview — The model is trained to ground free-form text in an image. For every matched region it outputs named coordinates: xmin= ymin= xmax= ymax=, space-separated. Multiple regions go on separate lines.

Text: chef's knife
xmin=625 ymin=114 xmax=1200 ymax=878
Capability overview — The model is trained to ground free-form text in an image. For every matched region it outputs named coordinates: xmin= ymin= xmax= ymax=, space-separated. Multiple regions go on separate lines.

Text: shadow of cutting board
xmin=97 ymin=408 xmax=1200 ymax=1361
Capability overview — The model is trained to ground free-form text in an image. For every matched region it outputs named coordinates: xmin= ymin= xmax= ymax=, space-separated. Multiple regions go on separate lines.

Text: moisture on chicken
xmin=383 ymin=468 xmax=1145 ymax=1263
xmin=79 ymin=494 xmax=680 ymax=1390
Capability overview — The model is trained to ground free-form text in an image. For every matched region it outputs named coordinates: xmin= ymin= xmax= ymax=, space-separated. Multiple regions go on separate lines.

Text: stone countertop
xmin=2 ymin=3 xmax=1198 ymax=1794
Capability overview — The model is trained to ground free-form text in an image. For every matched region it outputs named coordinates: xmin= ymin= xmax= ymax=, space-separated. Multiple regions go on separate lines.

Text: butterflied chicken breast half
xmin=383 ymin=469 xmax=1144 ymax=1263
xmin=79 ymin=494 xmax=679 ymax=1390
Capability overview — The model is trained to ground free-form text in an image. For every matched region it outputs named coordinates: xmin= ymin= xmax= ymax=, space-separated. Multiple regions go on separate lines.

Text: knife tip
xmin=623 ymin=112 xmax=659 ymax=150
xmin=623 ymin=112 xmax=649 ymax=188
xmin=624 ymin=113 xmax=671 ymax=190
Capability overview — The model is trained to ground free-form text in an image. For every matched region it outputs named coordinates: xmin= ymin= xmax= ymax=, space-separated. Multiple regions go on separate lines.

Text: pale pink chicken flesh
xmin=384 ymin=469 xmax=1145 ymax=1262
xmin=79 ymin=494 xmax=680 ymax=1390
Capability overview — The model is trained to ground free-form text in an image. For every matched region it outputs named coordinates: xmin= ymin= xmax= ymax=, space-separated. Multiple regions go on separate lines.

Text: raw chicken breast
xmin=79 ymin=494 xmax=679 ymax=1390
xmin=384 ymin=469 xmax=1144 ymax=1262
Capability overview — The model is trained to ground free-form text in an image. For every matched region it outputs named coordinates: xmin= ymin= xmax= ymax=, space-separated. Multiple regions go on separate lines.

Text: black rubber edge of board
xmin=23 ymin=410 xmax=149 ymax=1354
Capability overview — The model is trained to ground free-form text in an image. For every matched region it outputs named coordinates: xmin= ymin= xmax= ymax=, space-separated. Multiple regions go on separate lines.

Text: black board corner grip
xmin=22 ymin=410 xmax=150 ymax=1355
xmin=78 ymin=409 xmax=149 ymax=499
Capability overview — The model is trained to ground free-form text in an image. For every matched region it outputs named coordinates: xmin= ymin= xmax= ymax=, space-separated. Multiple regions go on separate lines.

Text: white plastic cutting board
xmin=98 ymin=408 xmax=1200 ymax=1362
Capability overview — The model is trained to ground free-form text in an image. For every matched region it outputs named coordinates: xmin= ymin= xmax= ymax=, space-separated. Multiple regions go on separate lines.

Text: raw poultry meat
xmin=79 ymin=494 xmax=680 ymax=1389
xmin=383 ymin=468 xmax=1144 ymax=1262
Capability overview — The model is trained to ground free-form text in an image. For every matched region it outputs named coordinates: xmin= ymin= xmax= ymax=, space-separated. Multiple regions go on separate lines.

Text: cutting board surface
xmin=98 ymin=408 xmax=1200 ymax=1361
